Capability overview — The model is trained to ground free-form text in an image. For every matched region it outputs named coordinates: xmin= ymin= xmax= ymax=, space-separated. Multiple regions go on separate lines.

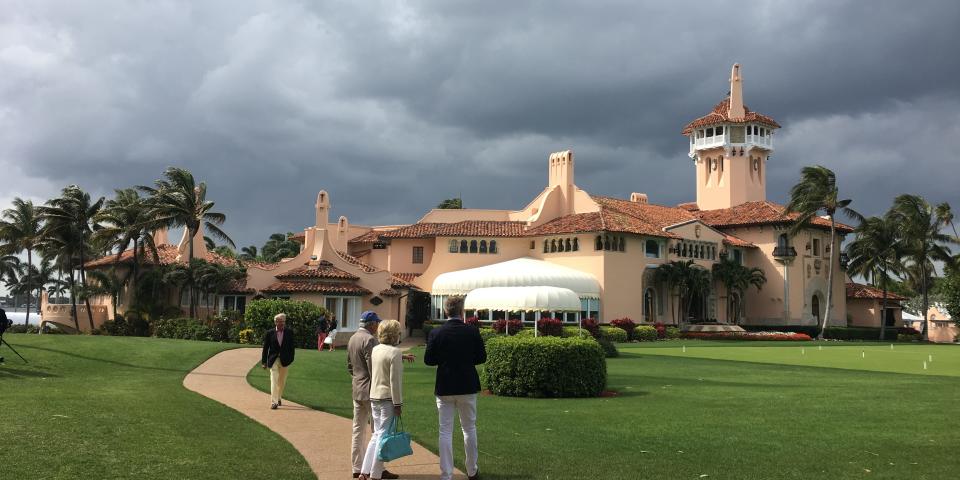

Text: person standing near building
xmin=261 ymin=313 xmax=295 ymax=410
xmin=358 ymin=319 xmax=405 ymax=480
xmin=316 ymin=314 xmax=332 ymax=351
xmin=347 ymin=311 xmax=399 ymax=480
xmin=424 ymin=296 xmax=486 ymax=480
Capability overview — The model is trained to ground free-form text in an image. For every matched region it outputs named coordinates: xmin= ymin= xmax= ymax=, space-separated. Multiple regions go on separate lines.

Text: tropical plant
xmin=139 ymin=167 xmax=233 ymax=317
xmin=94 ymin=188 xmax=160 ymax=307
xmin=239 ymin=245 xmax=259 ymax=261
xmin=935 ymin=202 xmax=957 ymax=239
xmin=888 ymin=194 xmax=956 ymax=341
xmin=0 ymin=198 xmax=42 ymax=324
xmin=711 ymin=257 xmax=766 ymax=324
xmin=39 ymin=186 xmax=105 ymax=331
xmin=86 ymin=269 xmax=125 ymax=318
xmin=436 ymin=197 xmax=463 ymax=209
xmin=655 ymin=260 xmax=712 ymax=324
xmin=260 ymin=233 xmax=299 ymax=262
xmin=784 ymin=166 xmax=862 ymax=340
xmin=845 ymin=214 xmax=904 ymax=340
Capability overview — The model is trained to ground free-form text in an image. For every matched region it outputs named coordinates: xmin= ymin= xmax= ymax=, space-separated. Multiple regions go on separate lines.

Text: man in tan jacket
xmin=347 ymin=311 xmax=399 ymax=479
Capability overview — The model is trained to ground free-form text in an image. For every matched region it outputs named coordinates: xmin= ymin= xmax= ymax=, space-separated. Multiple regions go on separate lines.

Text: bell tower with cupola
xmin=682 ymin=64 xmax=780 ymax=210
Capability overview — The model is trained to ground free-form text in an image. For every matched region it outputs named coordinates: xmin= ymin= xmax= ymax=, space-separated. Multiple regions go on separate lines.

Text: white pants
xmin=352 ymin=399 xmax=373 ymax=473
xmin=436 ymin=394 xmax=478 ymax=480
xmin=361 ymin=400 xmax=395 ymax=478
xmin=269 ymin=362 xmax=288 ymax=405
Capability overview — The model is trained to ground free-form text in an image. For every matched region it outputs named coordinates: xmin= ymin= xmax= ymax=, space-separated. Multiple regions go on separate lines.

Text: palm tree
xmin=654 ymin=261 xmax=683 ymax=324
xmin=39 ymin=186 xmax=105 ymax=331
xmin=712 ymin=257 xmax=766 ymax=323
xmin=655 ymin=260 xmax=712 ymax=324
xmin=239 ymin=245 xmax=259 ymax=261
xmin=935 ymin=202 xmax=958 ymax=239
xmin=889 ymin=194 xmax=956 ymax=341
xmin=0 ymin=198 xmax=42 ymax=324
xmin=0 ymin=254 xmax=19 ymax=285
xmin=846 ymin=214 xmax=904 ymax=340
xmin=36 ymin=228 xmax=81 ymax=330
xmin=261 ymin=233 xmax=299 ymax=262
xmin=139 ymin=167 xmax=233 ymax=317
xmin=87 ymin=269 xmax=125 ymax=319
xmin=685 ymin=266 xmax=713 ymax=322
xmin=784 ymin=166 xmax=862 ymax=340
xmin=94 ymin=188 xmax=160 ymax=307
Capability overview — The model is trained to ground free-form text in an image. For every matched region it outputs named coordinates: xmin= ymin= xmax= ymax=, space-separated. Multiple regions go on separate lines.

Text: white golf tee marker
xmin=923 ymin=361 xmax=927 ymax=370
xmin=682 ymin=345 xmax=686 ymax=353
xmin=862 ymin=351 xmax=865 ymax=359
xmin=802 ymin=348 xmax=805 ymax=355
xmin=818 ymin=345 xmax=822 ymax=351
xmin=890 ymin=344 xmax=894 ymax=350
xmin=928 ymin=354 xmax=933 ymax=362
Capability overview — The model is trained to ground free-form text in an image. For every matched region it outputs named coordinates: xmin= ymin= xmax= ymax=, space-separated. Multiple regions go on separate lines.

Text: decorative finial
xmin=728 ymin=63 xmax=745 ymax=120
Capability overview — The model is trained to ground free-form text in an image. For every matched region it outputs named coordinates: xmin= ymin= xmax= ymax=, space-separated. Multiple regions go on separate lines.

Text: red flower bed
xmin=610 ymin=318 xmax=637 ymax=338
xmin=653 ymin=322 xmax=667 ymax=339
xmin=581 ymin=318 xmax=600 ymax=338
xmin=536 ymin=317 xmax=564 ymax=337
xmin=681 ymin=332 xmax=812 ymax=341
xmin=492 ymin=319 xmax=523 ymax=335
xmin=465 ymin=316 xmax=480 ymax=327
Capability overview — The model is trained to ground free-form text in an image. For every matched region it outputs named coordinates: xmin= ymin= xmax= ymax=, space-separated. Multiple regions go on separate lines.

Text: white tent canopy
xmin=431 ymin=257 xmax=601 ymax=298
xmin=464 ymin=286 xmax=582 ymax=312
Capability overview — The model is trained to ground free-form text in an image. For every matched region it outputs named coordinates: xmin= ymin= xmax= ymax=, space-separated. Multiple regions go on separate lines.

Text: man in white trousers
xmin=261 ymin=313 xmax=295 ymax=409
xmin=424 ymin=296 xmax=487 ymax=480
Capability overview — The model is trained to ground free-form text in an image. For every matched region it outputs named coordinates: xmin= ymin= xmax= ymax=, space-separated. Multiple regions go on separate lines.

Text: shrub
xmin=561 ymin=326 xmax=595 ymax=340
xmin=653 ymin=322 xmax=667 ymax=339
xmin=581 ymin=318 xmax=600 ymax=338
xmin=665 ymin=326 xmax=681 ymax=339
xmin=514 ymin=328 xmax=537 ymax=338
xmin=484 ymin=336 xmax=606 ymax=398
xmin=633 ymin=325 xmax=658 ymax=342
xmin=680 ymin=331 xmax=812 ymax=341
xmin=244 ymin=299 xmax=330 ymax=349
xmin=898 ymin=333 xmax=922 ymax=342
xmin=238 ymin=328 xmax=257 ymax=344
xmin=465 ymin=316 xmax=480 ymax=327
xmin=153 ymin=318 xmax=212 ymax=341
xmin=599 ymin=326 xmax=628 ymax=343
xmin=422 ymin=321 xmax=440 ymax=337
xmin=492 ymin=319 xmax=523 ymax=335
xmin=597 ymin=337 xmax=619 ymax=357
xmin=478 ymin=327 xmax=498 ymax=343
xmin=536 ymin=317 xmax=564 ymax=337
xmin=610 ymin=318 xmax=637 ymax=339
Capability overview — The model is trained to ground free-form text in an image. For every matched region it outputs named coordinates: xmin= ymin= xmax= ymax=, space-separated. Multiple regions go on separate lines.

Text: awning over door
xmin=464 ymin=286 xmax=582 ymax=312
xmin=430 ymin=257 xmax=600 ymax=298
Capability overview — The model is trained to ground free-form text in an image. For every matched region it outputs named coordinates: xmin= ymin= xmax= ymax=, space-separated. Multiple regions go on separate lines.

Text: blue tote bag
xmin=377 ymin=415 xmax=413 ymax=461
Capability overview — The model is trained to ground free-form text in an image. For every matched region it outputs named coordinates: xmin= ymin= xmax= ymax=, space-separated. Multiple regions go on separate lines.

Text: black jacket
xmin=424 ymin=318 xmax=487 ymax=396
xmin=262 ymin=328 xmax=296 ymax=368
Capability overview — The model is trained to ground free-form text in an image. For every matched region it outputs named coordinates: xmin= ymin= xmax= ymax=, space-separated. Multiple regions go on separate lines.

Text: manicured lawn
xmin=0 ymin=334 xmax=313 ymax=480
xmin=250 ymin=341 xmax=960 ymax=480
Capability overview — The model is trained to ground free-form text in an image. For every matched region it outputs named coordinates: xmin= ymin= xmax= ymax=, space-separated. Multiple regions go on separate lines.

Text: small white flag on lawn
xmin=682 ymin=345 xmax=686 ymax=353
xmin=861 ymin=351 xmax=865 ymax=359
xmin=801 ymin=348 xmax=805 ymax=355
xmin=928 ymin=354 xmax=933 ymax=362
xmin=923 ymin=361 xmax=927 ymax=370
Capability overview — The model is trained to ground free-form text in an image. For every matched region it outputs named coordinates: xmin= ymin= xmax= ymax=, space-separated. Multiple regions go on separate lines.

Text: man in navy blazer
xmin=424 ymin=296 xmax=486 ymax=480
xmin=261 ymin=313 xmax=296 ymax=409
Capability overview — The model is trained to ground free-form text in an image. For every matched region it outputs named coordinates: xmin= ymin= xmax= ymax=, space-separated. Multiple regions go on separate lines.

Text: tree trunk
xmin=68 ymin=268 xmax=79 ymax=332
xmin=920 ymin=260 xmax=929 ymax=341
xmin=24 ymin=249 xmax=32 ymax=325
xmin=78 ymin=247 xmax=95 ymax=331
xmin=188 ymin=227 xmax=196 ymax=318
xmin=817 ymin=219 xmax=837 ymax=340
xmin=879 ymin=265 xmax=887 ymax=342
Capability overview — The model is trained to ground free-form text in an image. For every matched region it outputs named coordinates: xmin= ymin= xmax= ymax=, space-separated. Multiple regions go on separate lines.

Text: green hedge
xmin=633 ymin=325 xmax=658 ymax=342
xmin=153 ymin=318 xmax=215 ymax=341
xmin=244 ymin=299 xmax=331 ymax=349
xmin=484 ymin=336 xmax=606 ymax=398
xmin=599 ymin=326 xmax=628 ymax=343
xmin=665 ymin=326 xmax=681 ymax=339
xmin=741 ymin=324 xmax=899 ymax=340
xmin=478 ymin=327 xmax=498 ymax=343
xmin=422 ymin=321 xmax=441 ymax=337
xmin=561 ymin=326 xmax=595 ymax=340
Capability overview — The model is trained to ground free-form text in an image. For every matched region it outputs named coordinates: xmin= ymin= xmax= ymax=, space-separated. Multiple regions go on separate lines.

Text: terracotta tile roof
xmin=290 ymin=232 xmax=305 ymax=243
xmin=336 ymin=250 xmax=379 ymax=273
xmin=677 ymin=202 xmax=700 ymax=212
xmin=85 ymin=244 xmax=239 ymax=269
xmin=379 ymin=221 xmax=527 ymax=239
xmin=349 ymin=230 xmax=386 ymax=244
xmin=222 ymin=277 xmax=255 ymax=295
xmin=379 ymin=288 xmax=401 ymax=297
xmin=695 ymin=201 xmax=854 ymax=233
xmin=261 ymin=281 xmax=370 ymax=296
xmin=721 ymin=233 xmax=756 ymax=248
xmin=275 ymin=261 xmax=359 ymax=280
xmin=525 ymin=212 xmax=605 ymax=235
xmin=390 ymin=275 xmax=419 ymax=290
xmin=392 ymin=272 xmax=422 ymax=283
xmin=846 ymin=282 xmax=907 ymax=301
xmin=682 ymin=98 xmax=781 ymax=135
xmin=241 ymin=259 xmax=282 ymax=270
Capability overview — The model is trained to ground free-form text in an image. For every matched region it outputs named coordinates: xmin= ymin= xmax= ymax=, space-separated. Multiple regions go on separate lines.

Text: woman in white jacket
xmin=359 ymin=319 xmax=404 ymax=480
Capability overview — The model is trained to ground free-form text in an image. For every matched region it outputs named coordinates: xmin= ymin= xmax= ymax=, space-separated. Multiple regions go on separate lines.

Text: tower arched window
xmin=469 ymin=240 xmax=478 ymax=253
xmin=449 ymin=239 xmax=458 ymax=253
xmin=565 ymin=238 xmax=572 ymax=252
xmin=479 ymin=240 xmax=488 ymax=254
xmin=618 ymin=236 xmax=626 ymax=252
xmin=550 ymin=239 xmax=557 ymax=253
xmin=595 ymin=236 xmax=603 ymax=251
xmin=777 ymin=233 xmax=789 ymax=250
xmin=604 ymin=235 xmax=611 ymax=251
xmin=490 ymin=240 xmax=498 ymax=254
xmin=459 ymin=240 xmax=468 ymax=253
xmin=573 ymin=238 xmax=579 ymax=251
xmin=543 ymin=240 xmax=549 ymax=253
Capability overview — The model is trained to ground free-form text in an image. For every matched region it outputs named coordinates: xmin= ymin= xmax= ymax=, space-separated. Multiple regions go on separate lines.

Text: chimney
xmin=728 ymin=63 xmax=745 ymax=120
xmin=630 ymin=193 xmax=648 ymax=204
xmin=315 ymin=190 xmax=330 ymax=227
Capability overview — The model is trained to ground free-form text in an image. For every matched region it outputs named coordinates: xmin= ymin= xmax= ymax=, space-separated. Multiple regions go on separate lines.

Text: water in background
xmin=3 ymin=308 xmax=38 ymax=325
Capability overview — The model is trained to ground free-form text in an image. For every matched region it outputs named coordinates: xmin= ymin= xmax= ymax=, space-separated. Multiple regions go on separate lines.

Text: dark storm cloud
xmin=1 ymin=0 xmax=959 ymax=250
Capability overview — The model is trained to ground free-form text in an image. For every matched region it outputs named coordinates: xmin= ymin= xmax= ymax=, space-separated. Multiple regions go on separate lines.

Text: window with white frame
xmin=325 ymin=296 xmax=362 ymax=330
xmin=219 ymin=295 xmax=247 ymax=314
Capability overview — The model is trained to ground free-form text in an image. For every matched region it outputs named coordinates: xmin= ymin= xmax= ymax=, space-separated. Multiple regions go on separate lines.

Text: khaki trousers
xmin=269 ymin=362 xmax=289 ymax=405
xmin=351 ymin=399 xmax=373 ymax=473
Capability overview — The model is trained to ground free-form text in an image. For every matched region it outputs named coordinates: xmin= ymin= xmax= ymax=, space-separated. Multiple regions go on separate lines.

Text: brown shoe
xmin=381 ymin=470 xmax=399 ymax=479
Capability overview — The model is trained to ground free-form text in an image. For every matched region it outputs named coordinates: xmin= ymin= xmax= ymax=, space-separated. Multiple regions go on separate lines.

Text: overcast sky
xmin=2 ymin=0 xmax=959 ymax=254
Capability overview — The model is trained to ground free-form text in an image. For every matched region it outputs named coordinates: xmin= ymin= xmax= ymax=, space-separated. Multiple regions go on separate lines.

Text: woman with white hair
xmin=358 ymin=319 xmax=404 ymax=480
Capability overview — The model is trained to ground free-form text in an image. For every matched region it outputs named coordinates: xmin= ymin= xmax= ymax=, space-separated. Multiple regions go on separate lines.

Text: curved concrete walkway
xmin=184 ymin=348 xmax=463 ymax=479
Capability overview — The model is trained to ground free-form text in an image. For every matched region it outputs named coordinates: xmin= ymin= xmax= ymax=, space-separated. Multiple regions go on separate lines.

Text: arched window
xmin=449 ymin=239 xmax=458 ymax=253
xmin=604 ymin=235 xmax=611 ymax=251
xmin=777 ymin=233 xmax=789 ymax=250
xmin=644 ymin=288 xmax=656 ymax=322
xmin=550 ymin=239 xmax=557 ymax=253
xmin=459 ymin=240 xmax=468 ymax=253
xmin=572 ymin=238 xmax=579 ymax=251
xmin=479 ymin=240 xmax=488 ymax=254
xmin=645 ymin=240 xmax=659 ymax=258
xmin=490 ymin=240 xmax=498 ymax=253
xmin=543 ymin=240 xmax=549 ymax=253
xmin=681 ymin=243 xmax=687 ymax=257
xmin=812 ymin=295 xmax=821 ymax=322
xmin=469 ymin=240 xmax=478 ymax=253
xmin=729 ymin=292 xmax=741 ymax=324
xmin=595 ymin=236 xmax=603 ymax=251
xmin=565 ymin=238 xmax=572 ymax=252
xmin=618 ymin=236 xmax=625 ymax=252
